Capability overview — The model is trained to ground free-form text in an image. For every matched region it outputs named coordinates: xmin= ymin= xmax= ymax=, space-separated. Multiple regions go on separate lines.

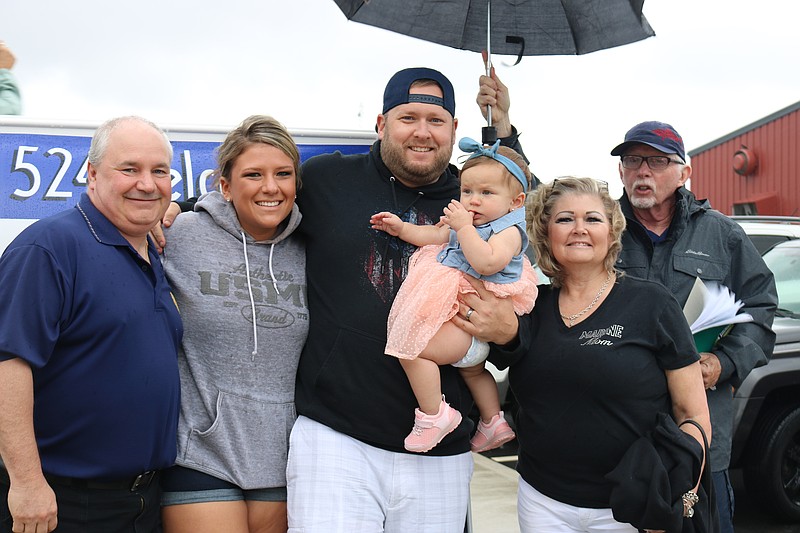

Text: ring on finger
xmin=465 ymin=308 xmax=474 ymax=321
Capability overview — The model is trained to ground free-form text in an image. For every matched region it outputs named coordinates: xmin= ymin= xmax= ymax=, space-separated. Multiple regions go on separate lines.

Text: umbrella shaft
xmin=486 ymin=0 xmax=492 ymax=127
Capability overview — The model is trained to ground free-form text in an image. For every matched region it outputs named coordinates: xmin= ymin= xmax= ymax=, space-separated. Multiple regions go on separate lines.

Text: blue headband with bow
xmin=458 ymin=137 xmax=528 ymax=192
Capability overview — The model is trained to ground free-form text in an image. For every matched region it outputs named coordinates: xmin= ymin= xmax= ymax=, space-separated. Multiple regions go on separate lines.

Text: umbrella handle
xmin=482 ymin=125 xmax=497 ymax=146
xmin=482 ymin=47 xmax=496 ymax=145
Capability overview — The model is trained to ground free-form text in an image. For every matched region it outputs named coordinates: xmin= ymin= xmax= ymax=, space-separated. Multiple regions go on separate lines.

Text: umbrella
xmin=334 ymin=0 xmax=654 ymax=59
xmin=334 ymin=0 xmax=655 ymax=142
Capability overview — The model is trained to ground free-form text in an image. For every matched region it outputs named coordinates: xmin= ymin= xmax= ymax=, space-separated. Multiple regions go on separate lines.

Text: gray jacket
xmin=163 ymin=191 xmax=308 ymax=489
xmin=616 ymin=187 xmax=777 ymax=471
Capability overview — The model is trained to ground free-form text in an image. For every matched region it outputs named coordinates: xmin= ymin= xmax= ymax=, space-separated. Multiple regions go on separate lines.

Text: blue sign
xmin=0 ymin=133 xmax=371 ymax=220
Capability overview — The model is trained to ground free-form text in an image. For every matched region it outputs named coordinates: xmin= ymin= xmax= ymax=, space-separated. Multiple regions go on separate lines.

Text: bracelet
xmin=682 ymin=491 xmax=699 ymax=518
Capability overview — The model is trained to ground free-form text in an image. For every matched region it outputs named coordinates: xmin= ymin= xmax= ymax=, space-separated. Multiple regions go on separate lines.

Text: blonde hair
xmin=214 ymin=115 xmax=301 ymax=189
xmin=460 ymin=145 xmax=531 ymax=195
xmin=527 ymin=177 xmax=626 ymax=288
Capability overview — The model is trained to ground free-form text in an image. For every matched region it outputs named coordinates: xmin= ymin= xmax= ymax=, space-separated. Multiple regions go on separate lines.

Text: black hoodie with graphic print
xmin=294 ymin=140 xmax=473 ymax=455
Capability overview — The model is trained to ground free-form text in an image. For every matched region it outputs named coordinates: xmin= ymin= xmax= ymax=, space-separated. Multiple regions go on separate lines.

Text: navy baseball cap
xmin=382 ymin=67 xmax=456 ymax=117
xmin=610 ymin=121 xmax=686 ymax=162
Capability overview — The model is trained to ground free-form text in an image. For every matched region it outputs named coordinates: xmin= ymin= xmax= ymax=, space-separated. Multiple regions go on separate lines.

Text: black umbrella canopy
xmin=334 ymin=0 xmax=655 ymax=58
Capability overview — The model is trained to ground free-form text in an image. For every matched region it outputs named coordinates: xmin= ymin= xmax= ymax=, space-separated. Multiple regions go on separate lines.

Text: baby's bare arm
xmin=459 ymin=225 xmax=521 ymax=276
xmin=370 ymin=211 xmax=449 ymax=246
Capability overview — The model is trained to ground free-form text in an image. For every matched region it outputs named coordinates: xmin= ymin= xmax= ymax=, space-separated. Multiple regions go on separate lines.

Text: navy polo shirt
xmin=0 ymin=194 xmax=182 ymax=479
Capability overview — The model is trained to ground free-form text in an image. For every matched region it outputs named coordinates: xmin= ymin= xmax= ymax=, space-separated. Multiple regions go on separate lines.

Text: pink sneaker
xmin=470 ymin=411 xmax=515 ymax=453
xmin=404 ymin=397 xmax=463 ymax=453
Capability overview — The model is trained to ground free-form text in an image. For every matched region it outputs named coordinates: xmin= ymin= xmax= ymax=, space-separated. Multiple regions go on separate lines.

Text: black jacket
xmin=617 ymin=187 xmax=777 ymax=470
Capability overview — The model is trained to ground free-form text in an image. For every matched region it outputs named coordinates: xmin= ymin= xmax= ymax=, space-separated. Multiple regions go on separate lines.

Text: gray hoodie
xmin=163 ymin=191 xmax=307 ymax=489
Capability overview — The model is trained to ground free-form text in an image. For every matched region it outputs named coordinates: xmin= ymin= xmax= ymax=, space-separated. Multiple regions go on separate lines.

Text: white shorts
xmin=287 ymin=416 xmax=473 ymax=533
xmin=517 ymin=477 xmax=638 ymax=533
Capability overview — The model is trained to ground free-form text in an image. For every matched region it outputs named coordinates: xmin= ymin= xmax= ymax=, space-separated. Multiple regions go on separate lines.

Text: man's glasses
xmin=620 ymin=155 xmax=684 ymax=170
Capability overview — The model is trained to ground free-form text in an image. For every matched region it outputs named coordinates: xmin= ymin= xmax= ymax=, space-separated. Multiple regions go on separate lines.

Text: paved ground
xmin=469 ymin=453 xmax=520 ymax=533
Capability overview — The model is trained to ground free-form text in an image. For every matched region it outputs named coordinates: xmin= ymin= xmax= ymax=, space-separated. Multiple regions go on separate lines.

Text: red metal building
xmin=688 ymin=100 xmax=800 ymax=216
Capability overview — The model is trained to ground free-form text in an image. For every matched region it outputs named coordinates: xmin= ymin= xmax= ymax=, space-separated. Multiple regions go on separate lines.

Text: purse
xmin=605 ymin=413 xmax=719 ymax=533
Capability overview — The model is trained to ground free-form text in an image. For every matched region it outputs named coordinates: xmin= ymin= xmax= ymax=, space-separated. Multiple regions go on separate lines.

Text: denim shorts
xmin=160 ymin=465 xmax=287 ymax=506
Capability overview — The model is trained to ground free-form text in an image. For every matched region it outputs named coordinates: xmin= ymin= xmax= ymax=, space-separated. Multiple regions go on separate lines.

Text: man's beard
xmin=629 ymin=195 xmax=657 ymax=210
xmin=381 ymin=135 xmax=453 ymax=187
xmin=628 ymin=179 xmax=657 ymax=209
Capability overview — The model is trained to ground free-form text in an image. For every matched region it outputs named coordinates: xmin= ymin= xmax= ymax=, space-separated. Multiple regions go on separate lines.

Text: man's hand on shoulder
xmin=150 ymin=201 xmax=182 ymax=253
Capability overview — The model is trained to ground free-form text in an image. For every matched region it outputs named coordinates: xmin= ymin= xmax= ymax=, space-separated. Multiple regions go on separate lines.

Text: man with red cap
xmin=611 ymin=121 xmax=777 ymax=533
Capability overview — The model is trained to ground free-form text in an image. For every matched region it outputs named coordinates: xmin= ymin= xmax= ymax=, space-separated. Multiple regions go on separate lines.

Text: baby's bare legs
xmin=458 ymin=362 xmax=501 ymax=423
xmin=401 ymin=321 xmax=472 ymax=414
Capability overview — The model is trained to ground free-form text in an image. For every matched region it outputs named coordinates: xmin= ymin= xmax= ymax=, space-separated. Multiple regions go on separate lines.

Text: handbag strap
xmin=678 ymin=419 xmax=718 ymax=530
xmin=679 ymin=418 xmax=709 ymax=486
xmin=679 ymin=419 xmax=709 ymax=453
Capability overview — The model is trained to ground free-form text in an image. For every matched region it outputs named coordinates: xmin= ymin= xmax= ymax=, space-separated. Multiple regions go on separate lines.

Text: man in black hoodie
xmin=156 ymin=66 xmax=528 ymax=532
xmin=287 ymin=67 xmax=527 ymax=532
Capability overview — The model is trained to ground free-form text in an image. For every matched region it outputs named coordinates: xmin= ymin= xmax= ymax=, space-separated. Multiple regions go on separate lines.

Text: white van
xmin=0 ymin=116 xmax=376 ymax=252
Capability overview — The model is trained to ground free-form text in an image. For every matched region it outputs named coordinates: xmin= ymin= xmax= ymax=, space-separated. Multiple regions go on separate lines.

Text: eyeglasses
xmin=620 ymin=155 xmax=684 ymax=170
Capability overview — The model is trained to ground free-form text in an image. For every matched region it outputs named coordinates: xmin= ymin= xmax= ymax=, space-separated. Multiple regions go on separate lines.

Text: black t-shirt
xmin=508 ymin=275 xmax=699 ymax=508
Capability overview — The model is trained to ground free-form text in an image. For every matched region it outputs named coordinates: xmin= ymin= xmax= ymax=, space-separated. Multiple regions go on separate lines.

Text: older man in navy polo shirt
xmin=0 ymin=116 xmax=182 ymax=533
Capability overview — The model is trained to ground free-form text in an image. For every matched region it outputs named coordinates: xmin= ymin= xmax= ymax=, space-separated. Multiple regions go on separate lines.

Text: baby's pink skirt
xmin=385 ymin=244 xmax=538 ymax=360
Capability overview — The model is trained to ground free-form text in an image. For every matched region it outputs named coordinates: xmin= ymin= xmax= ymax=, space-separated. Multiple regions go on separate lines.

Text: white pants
xmin=287 ymin=416 xmax=473 ymax=533
xmin=518 ymin=477 xmax=638 ymax=533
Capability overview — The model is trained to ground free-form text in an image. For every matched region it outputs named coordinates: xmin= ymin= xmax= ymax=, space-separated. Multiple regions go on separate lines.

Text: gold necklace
xmin=560 ymin=271 xmax=612 ymax=327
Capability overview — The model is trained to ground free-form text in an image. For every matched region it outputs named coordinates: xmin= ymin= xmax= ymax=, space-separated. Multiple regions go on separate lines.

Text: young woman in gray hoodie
xmin=160 ymin=115 xmax=307 ymax=533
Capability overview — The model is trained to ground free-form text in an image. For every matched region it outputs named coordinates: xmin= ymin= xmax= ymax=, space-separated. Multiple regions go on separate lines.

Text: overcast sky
xmin=3 ymin=0 xmax=798 ymax=197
